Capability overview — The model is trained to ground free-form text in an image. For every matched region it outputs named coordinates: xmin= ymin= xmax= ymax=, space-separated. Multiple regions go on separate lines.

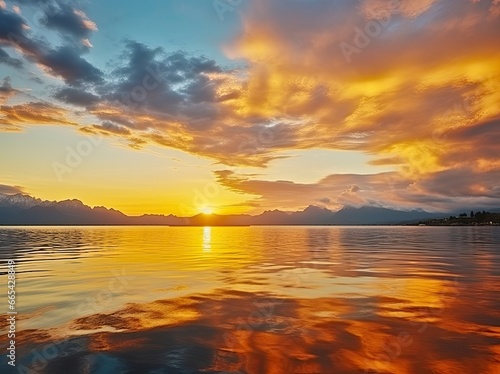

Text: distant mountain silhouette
xmin=0 ymin=193 xmax=447 ymax=225
xmin=330 ymin=206 xmax=442 ymax=225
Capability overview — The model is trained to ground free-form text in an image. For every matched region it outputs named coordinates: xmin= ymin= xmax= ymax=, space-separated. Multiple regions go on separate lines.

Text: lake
xmin=1 ymin=226 xmax=499 ymax=373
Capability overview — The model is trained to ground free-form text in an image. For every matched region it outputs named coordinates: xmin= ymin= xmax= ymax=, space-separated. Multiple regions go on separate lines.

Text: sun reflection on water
xmin=203 ymin=226 xmax=211 ymax=252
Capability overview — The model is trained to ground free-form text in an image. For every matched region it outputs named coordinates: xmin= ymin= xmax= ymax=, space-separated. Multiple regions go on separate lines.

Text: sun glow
xmin=200 ymin=206 xmax=214 ymax=215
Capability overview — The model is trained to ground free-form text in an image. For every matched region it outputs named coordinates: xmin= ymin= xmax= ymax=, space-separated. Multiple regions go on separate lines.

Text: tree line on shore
xmin=419 ymin=211 xmax=500 ymax=226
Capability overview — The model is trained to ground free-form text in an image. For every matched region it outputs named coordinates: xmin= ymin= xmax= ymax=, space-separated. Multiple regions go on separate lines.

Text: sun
xmin=199 ymin=206 xmax=214 ymax=215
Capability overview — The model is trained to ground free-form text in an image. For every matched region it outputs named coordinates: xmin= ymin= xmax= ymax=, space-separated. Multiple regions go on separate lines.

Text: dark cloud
xmin=104 ymin=42 xmax=182 ymax=113
xmin=1 ymin=4 xmax=102 ymax=86
xmin=448 ymin=117 xmax=500 ymax=142
xmin=317 ymin=197 xmax=332 ymax=204
xmin=0 ymin=77 xmax=17 ymax=104
xmin=419 ymin=168 xmax=500 ymax=199
xmin=39 ymin=45 xmax=103 ymax=85
xmin=182 ymin=75 xmax=218 ymax=104
xmin=0 ymin=47 xmax=23 ymax=69
xmin=0 ymin=7 xmax=27 ymax=41
xmin=0 ymin=77 xmax=16 ymax=93
xmin=54 ymin=87 xmax=100 ymax=106
xmin=98 ymin=41 xmax=225 ymax=131
xmin=92 ymin=121 xmax=131 ymax=135
xmin=78 ymin=120 xmax=132 ymax=136
xmin=79 ymin=38 xmax=306 ymax=166
xmin=439 ymin=117 xmax=500 ymax=168
xmin=41 ymin=3 xmax=97 ymax=39
xmin=0 ymin=9 xmax=43 ymax=57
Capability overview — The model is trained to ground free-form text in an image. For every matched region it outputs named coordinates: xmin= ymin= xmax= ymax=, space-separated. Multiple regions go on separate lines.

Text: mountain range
xmin=0 ymin=193 xmax=452 ymax=225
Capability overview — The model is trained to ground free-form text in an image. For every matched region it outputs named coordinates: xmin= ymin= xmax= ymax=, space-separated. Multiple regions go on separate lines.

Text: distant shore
xmin=412 ymin=211 xmax=500 ymax=226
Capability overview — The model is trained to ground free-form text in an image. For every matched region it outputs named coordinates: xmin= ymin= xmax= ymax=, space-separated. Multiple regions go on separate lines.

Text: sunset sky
xmin=0 ymin=0 xmax=499 ymax=216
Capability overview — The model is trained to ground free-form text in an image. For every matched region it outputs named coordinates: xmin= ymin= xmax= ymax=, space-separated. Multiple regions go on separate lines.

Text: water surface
xmin=1 ymin=226 xmax=499 ymax=373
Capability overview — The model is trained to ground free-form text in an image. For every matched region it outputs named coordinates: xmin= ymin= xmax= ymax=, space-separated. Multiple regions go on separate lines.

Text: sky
xmin=0 ymin=0 xmax=499 ymax=216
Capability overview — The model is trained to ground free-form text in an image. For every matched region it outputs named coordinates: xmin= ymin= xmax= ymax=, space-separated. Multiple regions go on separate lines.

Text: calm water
xmin=0 ymin=226 xmax=499 ymax=373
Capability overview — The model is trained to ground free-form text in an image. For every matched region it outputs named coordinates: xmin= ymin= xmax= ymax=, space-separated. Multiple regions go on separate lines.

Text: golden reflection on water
xmin=3 ymin=226 xmax=500 ymax=373
xmin=203 ymin=226 xmax=211 ymax=252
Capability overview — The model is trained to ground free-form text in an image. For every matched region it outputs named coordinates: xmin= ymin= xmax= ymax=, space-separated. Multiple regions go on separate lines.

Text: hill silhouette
xmin=0 ymin=193 xmax=449 ymax=225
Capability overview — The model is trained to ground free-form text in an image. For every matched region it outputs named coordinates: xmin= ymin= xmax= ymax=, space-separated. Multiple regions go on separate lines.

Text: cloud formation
xmin=54 ymin=86 xmax=100 ymax=107
xmin=0 ymin=0 xmax=499 ymax=212
xmin=0 ymin=184 xmax=25 ymax=195
xmin=41 ymin=5 xmax=97 ymax=38
xmin=0 ymin=78 xmax=17 ymax=105
xmin=0 ymin=101 xmax=77 ymax=130
xmin=204 ymin=0 xmax=500 ymax=210
xmin=215 ymin=166 xmax=500 ymax=213
xmin=360 ymin=0 xmax=440 ymax=19
xmin=0 ymin=4 xmax=102 ymax=85
xmin=0 ymin=47 xmax=23 ymax=68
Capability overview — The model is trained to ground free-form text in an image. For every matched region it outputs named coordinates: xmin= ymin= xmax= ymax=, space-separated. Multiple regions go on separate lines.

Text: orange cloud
xmin=360 ymin=0 xmax=440 ymax=19
xmin=220 ymin=0 xmax=500 ymax=180
xmin=74 ymin=10 xmax=98 ymax=31
xmin=0 ymin=102 xmax=78 ymax=128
